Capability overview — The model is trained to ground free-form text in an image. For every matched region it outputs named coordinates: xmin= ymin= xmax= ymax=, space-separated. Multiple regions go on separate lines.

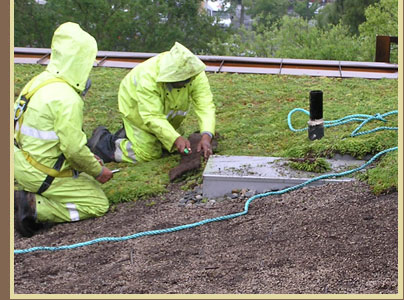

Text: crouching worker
xmin=14 ymin=22 xmax=113 ymax=237
xmin=88 ymin=42 xmax=216 ymax=164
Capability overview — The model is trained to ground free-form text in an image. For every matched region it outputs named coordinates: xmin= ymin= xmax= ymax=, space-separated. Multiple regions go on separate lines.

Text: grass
xmin=13 ymin=64 xmax=399 ymax=201
xmin=289 ymin=157 xmax=332 ymax=173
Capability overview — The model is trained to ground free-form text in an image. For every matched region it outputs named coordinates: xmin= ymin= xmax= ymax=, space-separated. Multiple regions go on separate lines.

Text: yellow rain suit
xmin=116 ymin=42 xmax=216 ymax=162
xmin=14 ymin=22 xmax=109 ymax=223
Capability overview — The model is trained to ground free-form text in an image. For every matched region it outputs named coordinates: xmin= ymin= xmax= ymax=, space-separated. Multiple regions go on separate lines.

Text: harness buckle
xmin=14 ymin=98 xmax=27 ymax=122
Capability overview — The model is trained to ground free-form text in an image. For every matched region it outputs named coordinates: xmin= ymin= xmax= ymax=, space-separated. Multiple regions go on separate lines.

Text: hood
xmin=46 ymin=22 xmax=97 ymax=92
xmin=157 ymin=42 xmax=206 ymax=83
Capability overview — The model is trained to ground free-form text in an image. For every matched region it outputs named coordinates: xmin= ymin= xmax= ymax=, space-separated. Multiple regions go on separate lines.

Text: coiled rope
xmin=288 ymin=109 xmax=398 ymax=136
xmin=14 ymin=110 xmax=398 ymax=254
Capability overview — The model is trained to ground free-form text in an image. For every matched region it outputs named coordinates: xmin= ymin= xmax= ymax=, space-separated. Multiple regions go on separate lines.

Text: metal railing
xmin=14 ymin=47 xmax=398 ymax=79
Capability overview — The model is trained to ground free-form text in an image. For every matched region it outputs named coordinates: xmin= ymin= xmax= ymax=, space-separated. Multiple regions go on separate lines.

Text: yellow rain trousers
xmin=116 ymin=42 xmax=216 ymax=163
xmin=14 ymin=22 xmax=109 ymax=223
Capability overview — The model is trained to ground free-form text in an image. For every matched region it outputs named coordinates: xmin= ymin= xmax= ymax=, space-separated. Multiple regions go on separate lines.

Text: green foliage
xmin=14 ymin=65 xmax=398 ymax=201
xmin=14 ymin=0 xmax=398 ymax=63
xmin=44 ymin=0 xmax=140 ymax=52
xmin=209 ymin=0 xmax=398 ymax=63
xmin=271 ymin=16 xmax=363 ymax=60
xmin=14 ymin=0 xmax=229 ymax=53
xmin=358 ymin=152 xmax=398 ymax=194
xmin=358 ymin=0 xmax=398 ymax=63
xmin=247 ymin=0 xmax=289 ymax=28
xmin=120 ymin=0 xmax=229 ymax=53
xmin=359 ymin=0 xmax=398 ymax=35
xmin=14 ymin=0 xmax=54 ymax=47
xmin=102 ymin=156 xmax=179 ymax=204
xmin=209 ymin=16 xmax=363 ymax=61
xmin=316 ymin=0 xmax=380 ymax=35
xmin=292 ymin=0 xmax=320 ymax=20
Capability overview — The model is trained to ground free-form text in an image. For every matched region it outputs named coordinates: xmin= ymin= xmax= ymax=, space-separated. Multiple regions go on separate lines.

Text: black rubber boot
xmin=113 ymin=126 xmax=126 ymax=139
xmin=14 ymin=190 xmax=43 ymax=237
xmin=87 ymin=126 xmax=117 ymax=163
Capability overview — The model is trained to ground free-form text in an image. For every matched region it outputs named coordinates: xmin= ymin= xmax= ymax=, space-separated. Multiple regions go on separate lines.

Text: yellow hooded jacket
xmin=14 ymin=22 xmax=102 ymax=191
xmin=118 ymin=42 xmax=216 ymax=162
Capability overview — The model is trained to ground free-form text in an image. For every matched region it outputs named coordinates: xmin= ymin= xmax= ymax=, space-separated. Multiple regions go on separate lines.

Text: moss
xmin=289 ymin=157 xmax=331 ymax=173
xmin=14 ymin=65 xmax=398 ymax=200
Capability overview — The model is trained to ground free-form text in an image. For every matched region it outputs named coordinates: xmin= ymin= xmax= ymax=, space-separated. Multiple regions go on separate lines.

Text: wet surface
xmin=13 ymin=181 xmax=398 ymax=294
xmin=203 ymin=155 xmax=366 ymax=198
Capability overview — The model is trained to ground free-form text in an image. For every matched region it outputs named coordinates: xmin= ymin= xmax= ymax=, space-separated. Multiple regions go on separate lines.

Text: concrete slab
xmin=202 ymin=155 xmax=367 ymax=198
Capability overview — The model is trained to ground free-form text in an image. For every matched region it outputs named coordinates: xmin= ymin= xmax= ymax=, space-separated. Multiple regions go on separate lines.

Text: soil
xmin=13 ymin=180 xmax=398 ymax=295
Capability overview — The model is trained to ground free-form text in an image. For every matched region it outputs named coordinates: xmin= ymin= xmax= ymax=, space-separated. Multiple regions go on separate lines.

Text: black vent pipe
xmin=308 ymin=90 xmax=324 ymax=141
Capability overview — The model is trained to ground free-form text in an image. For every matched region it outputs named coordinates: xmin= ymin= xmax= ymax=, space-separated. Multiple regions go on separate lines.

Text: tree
xmin=208 ymin=15 xmax=364 ymax=61
xmin=230 ymin=0 xmax=252 ymax=28
xmin=317 ymin=0 xmax=380 ymax=35
xmin=14 ymin=0 xmax=55 ymax=47
xmin=358 ymin=0 xmax=398 ymax=62
xmin=43 ymin=0 xmax=137 ymax=51
xmin=272 ymin=16 xmax=363 ymax=61
xmin=293 ymin=0 xmax=320 ymax=20
xmin=14 ymin=0 xmax=138 ymax=50
xmin=124 ymin=0 xmax=231 ymax=53
xmin=359 ymin=0 xmax=398 ymax=38
xmin=14 ymin=0 xmax=230 ymax=53
xmin=247 ymin=0 xmax=290 ymax=28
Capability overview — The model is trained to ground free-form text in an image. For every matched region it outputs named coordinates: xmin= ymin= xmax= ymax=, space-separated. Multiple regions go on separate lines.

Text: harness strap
xmin=14 ymin=77 xmax=67 ymax=144
xmin=37 ymin=154 xmax=73 ymax=195
xmin=21 ymin=150 xmax=73 ymax=178
xmin=14 ymin=77 xmax=66 ymax=129
xmin=25 ymin=78 xmax=66 ymax=99
xmin=14 ymin=77 xmax=77 ymax=194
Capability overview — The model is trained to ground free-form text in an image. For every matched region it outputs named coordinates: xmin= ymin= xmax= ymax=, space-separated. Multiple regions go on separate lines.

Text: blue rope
xmin=14 ymin=110 xmax=398 ymax=254
xmin=287 ymin=108 xmax=398 ymax=136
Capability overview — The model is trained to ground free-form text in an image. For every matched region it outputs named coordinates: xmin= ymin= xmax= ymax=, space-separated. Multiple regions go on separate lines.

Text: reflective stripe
xmin=126 ymin=140 xmax=136 ymax=162
xmin=114 ymin=138 xmax=136 ymax=163
xmin=133 ymin=76 xmax=137 ymax=86
xmin=114 ymin=138 xmax=124 ymax=162
xmin=175 ymin=110 xmax=187 ymax=117
xmin=166 ymin=110 xmax=174 ymax=119
xmin=66 ymin=203 xmax=80 ymax=221
xmin=16 ymin=123 xmax=58 ymax=141
xmin=166 ymin=110 xmax=187 ymax=120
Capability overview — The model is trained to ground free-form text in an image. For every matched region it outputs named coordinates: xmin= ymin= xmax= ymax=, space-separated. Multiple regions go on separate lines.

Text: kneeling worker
xmin=14 ymin=22 xmax=113 ymax=237
xmin=88 ymin=42 xmax=216 ymax=164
